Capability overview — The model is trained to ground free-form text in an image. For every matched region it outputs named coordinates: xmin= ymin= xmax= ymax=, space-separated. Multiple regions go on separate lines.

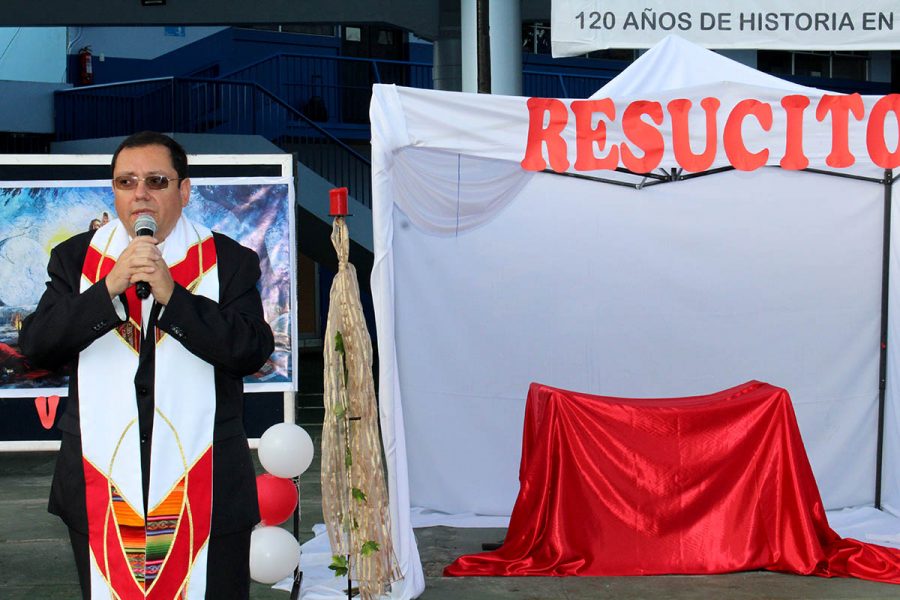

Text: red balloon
xmin=256 ymin=474 xmax=298 ymax=526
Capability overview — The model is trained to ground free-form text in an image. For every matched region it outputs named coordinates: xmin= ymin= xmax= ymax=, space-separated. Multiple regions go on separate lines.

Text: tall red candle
xmin=329 ymin=187 xmax=349 ymax=216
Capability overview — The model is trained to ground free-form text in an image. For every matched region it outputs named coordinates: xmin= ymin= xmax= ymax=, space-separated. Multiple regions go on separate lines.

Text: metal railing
xmin=56 ymin=76 xmax=373 ymax=206
xmin=54 ymin=53 xmax=622 ymax=206
xmin=219 ymin=53 xmax=434 ymax=125
xmin=522 ymin=70 xmax=615 ymax=98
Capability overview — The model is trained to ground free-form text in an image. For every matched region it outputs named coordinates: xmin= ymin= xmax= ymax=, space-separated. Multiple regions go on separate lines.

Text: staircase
xmin=55 ymin=73 xmax=375 ymax=208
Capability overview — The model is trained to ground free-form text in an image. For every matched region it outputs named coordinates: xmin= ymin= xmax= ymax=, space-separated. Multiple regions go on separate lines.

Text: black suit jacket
xmin=19 ymin=228 xmax=274 ymax=536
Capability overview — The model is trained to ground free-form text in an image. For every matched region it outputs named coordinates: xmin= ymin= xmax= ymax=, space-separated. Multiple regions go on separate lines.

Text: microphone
xmin=133 ymin=214 xmax=157 ymax=300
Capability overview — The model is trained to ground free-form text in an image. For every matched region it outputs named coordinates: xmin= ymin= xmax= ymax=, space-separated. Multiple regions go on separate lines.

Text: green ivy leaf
xmin=345 ymin=446 xmax=353 ymax=468
xmin=334 ymin=331 xmax=350 ymax=385
xmin=351 ymin=487 xmax=368 ymax=503
xmin=328 ymin=554 xmax=349 ymax=577
xmin=361 ymin=541 xmax=380 ymax=556
xmin=334 ymin=403 xmax=346 ymax=419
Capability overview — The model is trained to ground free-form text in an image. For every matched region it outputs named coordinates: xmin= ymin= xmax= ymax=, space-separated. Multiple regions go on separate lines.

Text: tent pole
xmin=876 ymin=169 xmax=893 ymax=510
xmin=476 ymin=0 xmax=491 ymax=93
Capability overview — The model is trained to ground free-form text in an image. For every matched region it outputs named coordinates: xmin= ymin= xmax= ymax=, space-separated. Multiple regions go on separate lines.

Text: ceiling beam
xmin=0 ymin=0 xmax=448 ymax=40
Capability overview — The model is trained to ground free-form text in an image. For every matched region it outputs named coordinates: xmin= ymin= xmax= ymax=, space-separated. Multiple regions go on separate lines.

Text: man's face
xmin=112 ymin=144 xmax=189 ymax=242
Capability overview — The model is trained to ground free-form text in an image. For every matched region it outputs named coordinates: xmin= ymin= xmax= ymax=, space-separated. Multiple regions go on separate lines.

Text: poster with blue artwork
xmin=0 ymin=176 xmax=296 ymax=397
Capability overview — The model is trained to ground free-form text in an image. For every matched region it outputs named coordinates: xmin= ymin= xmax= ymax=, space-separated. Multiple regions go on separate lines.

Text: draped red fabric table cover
xmin=445 ymin=381 xmax=900 ymax=583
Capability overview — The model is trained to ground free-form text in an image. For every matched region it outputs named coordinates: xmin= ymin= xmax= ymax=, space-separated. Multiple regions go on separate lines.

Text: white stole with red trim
xmin=78 ymin=215 xmax=219 ymax=600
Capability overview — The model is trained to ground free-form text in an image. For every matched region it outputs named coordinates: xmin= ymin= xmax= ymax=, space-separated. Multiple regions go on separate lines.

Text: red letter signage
xmin=521 ymin=98 xmax=570 ymax=172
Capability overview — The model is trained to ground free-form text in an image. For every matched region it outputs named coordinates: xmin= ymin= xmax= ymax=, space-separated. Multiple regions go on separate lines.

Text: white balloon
xmin=249 ymin=526 xmax=300 ymax=584
xmin=258 ymin=422 xmax=315 ymax=478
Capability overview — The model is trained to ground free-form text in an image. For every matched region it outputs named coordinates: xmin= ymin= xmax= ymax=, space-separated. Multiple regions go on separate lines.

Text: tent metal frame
xmin=545 ymin=164 xmax=898 ymax=508
xmin=878 ymin=169 xmax=894 ymax=509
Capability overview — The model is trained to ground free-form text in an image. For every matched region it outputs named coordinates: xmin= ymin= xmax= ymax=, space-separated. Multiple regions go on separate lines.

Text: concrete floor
xmin=3 ymin=441 xmax=900 ymax=599
xmin=415 ymin=525 xmax=900 ymax=599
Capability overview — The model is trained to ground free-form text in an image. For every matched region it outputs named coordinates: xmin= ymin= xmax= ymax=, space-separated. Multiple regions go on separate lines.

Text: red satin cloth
xmin=445 ymin=381 xmax=900 ymax=583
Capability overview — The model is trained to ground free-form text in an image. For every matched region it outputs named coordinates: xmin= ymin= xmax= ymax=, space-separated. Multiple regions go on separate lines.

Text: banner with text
xmin=552 ymin=0 xmax=900 ymax=56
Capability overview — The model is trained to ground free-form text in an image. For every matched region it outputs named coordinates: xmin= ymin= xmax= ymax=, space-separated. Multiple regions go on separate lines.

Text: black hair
xmin=111 ymin=131 xmax=188 ymax=180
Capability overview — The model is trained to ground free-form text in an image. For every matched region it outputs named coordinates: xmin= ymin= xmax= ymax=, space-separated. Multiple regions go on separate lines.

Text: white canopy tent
xmin=367 ymin=36 xmax=900 ymax=599
xmin=589 ymin=35 xmax=817 ymax=98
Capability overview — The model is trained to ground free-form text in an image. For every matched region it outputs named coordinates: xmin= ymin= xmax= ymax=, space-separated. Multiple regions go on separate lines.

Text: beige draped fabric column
xmin=321 ymin=217 xmax=400 ymax=599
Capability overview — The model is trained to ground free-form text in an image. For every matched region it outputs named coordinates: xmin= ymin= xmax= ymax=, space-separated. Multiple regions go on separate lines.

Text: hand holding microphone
xmin=133 ymin=214 xmax=157 ymax=300
xmin=104 ymin=214 xmax=174 ymax=304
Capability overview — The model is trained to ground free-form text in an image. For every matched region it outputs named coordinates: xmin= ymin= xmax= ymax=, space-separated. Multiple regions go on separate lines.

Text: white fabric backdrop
xmin=883 ymin=179 xmax=900 ymax=516
xmin=389 ymin=164 xmax=882 ymax=515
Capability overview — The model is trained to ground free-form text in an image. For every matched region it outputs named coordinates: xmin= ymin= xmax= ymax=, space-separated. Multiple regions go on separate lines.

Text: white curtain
xmin=882 ymin=171 xmax=900 ymax=517
xmin=382 ymin=164 xmax=883 ymax=519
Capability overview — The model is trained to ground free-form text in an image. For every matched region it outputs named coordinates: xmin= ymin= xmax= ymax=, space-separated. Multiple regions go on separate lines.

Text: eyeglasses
xmin=113 ymin=175 xmax=182 ymax=191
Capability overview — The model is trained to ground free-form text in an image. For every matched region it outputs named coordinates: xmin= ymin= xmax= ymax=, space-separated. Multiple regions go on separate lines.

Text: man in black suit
xmin=20 ymin=131 xmax=274 ymax=599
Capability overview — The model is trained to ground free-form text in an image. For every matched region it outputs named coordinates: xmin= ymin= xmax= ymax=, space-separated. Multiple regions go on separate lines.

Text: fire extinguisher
xmin=78 ymin=46 xmax=93 ymax=86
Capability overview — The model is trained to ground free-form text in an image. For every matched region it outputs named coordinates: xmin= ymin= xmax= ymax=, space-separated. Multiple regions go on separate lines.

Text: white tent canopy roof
xmin=374 ymin=82 xmax=895 ymax=189
xmin=367 ymin=38 xmax=898 ymax=187
xmin=591 ymin=34 xmax=820 ymax=98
